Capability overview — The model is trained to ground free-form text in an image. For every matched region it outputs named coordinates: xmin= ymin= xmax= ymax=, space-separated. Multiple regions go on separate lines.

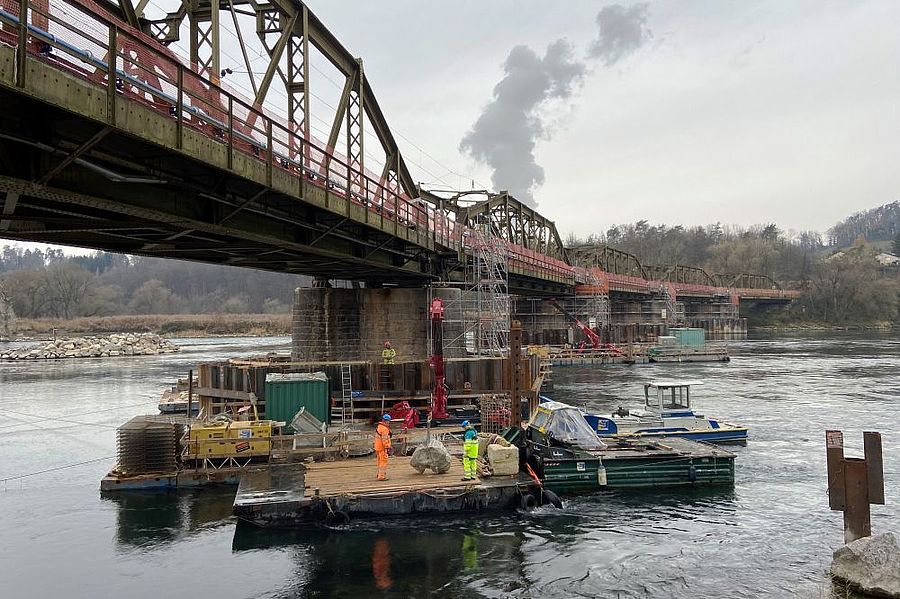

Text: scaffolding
xmin=430 ymin=223 xmax=510 ymax=356
xmin=571 ymin=269 xmax=610 ymax=344
xmin=658 ymin=283 xmax=685 ymax=325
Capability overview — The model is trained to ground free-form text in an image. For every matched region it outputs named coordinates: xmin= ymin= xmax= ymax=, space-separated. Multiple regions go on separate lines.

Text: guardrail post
xmin=16 ymin=0 xmax=27 ymax=87
xmin=176 ymin=65 xmax=183 ymax=150
xmin=227 ymin=95 xmax=233 ymax=170
xmin=266 ymin=119 xmax=273 ymax=187
xmin=106 ymin=24 xmax=116 ymax=125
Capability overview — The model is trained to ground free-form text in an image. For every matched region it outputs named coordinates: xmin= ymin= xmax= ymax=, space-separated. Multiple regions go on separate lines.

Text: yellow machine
xmin=184 ymin=420 xmax=275 ymax=463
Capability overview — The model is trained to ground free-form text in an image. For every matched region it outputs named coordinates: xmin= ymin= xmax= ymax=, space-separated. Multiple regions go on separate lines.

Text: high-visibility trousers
xmin=463 ymin=439 xmax=478 ymax=479
xmin=376 ymin=449 xmax=389 ymax=480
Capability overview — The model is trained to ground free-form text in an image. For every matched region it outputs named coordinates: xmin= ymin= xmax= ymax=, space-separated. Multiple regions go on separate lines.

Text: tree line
xmin=565 ymin=215 xmax=899 ymax=325
xmin=565 ymin=221 xmax=825 ymax=283
xmin=827 ymin=201 xmax=899 ymax=248
xmin=0 ymin=247 xmax=308 ymax=319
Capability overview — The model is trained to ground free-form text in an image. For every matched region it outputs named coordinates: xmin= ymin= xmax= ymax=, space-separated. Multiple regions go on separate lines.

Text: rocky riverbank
xmin=0 ymin=333 xmax=179 ymax=360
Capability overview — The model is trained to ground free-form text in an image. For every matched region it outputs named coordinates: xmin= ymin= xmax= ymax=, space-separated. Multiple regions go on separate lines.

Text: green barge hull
xmin=528 ymin=435 xmax=736 ymax=494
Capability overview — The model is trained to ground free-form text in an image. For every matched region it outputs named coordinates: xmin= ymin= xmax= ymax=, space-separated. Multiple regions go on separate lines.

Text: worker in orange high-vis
xmin=374 ymin=414 xmax=392 ymax=480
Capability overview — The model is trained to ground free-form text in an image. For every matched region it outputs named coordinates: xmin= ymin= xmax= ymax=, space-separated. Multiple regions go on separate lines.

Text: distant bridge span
xmin=0 ymin=0 xmax=797 ymax=303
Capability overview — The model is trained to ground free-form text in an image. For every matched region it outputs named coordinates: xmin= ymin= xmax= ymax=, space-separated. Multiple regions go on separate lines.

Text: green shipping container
xmin=265 ymin=372 xmax=330 ymax=431
xmin=671 ymin=328 xmax=706 ymax=348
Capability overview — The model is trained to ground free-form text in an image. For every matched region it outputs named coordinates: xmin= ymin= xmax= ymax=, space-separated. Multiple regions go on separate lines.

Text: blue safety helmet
xmin=461 ymin=420 xmax=470 ymax=428
xmin=382 ymin=414 xmax=392 ymax=421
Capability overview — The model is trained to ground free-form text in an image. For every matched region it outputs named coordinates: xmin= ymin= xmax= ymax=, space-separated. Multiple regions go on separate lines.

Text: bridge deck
xmin=0 ymin=0 xmax=795 ymax=301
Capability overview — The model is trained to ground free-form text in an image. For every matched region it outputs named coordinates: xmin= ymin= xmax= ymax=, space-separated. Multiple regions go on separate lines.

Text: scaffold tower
xmin=429 ymin=223 xmax=510 ymax=356
xmin=574 ymin=269 xmax=610 ymax=334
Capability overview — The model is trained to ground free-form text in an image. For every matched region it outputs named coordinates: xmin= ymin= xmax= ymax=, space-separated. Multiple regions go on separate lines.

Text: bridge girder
xmin=421 ymin=189 xmax=568 ymax=262
xmin=567 ymin=244 xmax=646 ymax=278
xmin=716 ymin=273 xmax=781 ymax=290
xmin=103 ymin=0 xmax=417 ymax=200
xmin=644 ymin=263 xmax=717 ymax=287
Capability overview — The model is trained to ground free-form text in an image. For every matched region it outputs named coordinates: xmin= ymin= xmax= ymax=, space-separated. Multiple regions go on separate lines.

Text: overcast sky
xmin=305 ymin=0 xmax=900 ymax=237
xmin=7 ymin=0 xmax=899 ymax=258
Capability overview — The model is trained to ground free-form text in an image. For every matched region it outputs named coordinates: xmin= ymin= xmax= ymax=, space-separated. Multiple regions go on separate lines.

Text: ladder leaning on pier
xmin=331 ymin=363 xmax=353 ymax=426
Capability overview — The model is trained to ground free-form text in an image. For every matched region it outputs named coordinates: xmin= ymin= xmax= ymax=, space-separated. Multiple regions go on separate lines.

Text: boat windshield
xmin=545 ymin=408 xmax=606 ymax=450
xmin=645 ymin=384 xmax=691 ymax=410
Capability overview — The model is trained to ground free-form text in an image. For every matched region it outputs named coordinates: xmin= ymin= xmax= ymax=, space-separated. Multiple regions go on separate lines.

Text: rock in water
xmin=410 ymin=439 xmax=452 ymax=474
xmin=831 ymin=532 xmax=900 ymax=598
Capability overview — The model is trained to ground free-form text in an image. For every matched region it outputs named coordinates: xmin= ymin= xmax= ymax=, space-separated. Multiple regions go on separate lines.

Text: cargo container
xmin=264 ymin=372 xmax=330 ymax=430
xmin=670 ymin=328 xmax=706 ymax=348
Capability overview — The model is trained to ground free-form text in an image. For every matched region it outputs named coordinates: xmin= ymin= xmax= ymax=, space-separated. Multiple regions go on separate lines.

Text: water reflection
xmin=103 ymin=488 xmax=235 ymax=549
xmin=231 ymin=517 xmax=529 ymax=597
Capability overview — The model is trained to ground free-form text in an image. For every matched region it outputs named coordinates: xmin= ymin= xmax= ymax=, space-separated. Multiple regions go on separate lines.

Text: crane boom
xmin=547 ymin=298 xmax=601 ymax=349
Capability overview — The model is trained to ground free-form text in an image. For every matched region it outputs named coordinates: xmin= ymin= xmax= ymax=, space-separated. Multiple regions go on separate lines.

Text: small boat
xmin=158 ymin=377 xmax=199 ymax=415
xmin=519 ymin=400 xmax=736 ymax=492
xmin=581 ymin=380 xmax=748 ymax=444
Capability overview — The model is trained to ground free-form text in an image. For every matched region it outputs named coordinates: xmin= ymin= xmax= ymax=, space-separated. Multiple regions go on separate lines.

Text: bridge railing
xmin=0 ymin=0 xmax=444 ymax=245
xmin=0 ymin=0 xmax=800 ymax=297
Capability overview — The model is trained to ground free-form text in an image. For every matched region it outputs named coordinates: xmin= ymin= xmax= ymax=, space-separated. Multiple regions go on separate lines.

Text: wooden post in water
xmin=825 ymin=430 xmax=885 ymax=544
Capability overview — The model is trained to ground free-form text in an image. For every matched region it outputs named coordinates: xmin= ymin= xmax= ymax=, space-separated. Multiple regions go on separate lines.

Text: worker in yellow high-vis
xmin=461 ymin=420 xmax=478 ymax=481
xmin=382 ymin=340 xmax=396 ymax=364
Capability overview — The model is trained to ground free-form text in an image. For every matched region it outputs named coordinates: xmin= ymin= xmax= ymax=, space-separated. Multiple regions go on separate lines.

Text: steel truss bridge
xmin=0 ymin=0 xmax=796 ymax=303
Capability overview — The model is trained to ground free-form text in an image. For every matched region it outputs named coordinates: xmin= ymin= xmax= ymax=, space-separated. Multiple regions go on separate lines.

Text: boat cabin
xmin=527 ymin=401 xmax=606 ymax=451
xmin=643 ymin=380 xmax=703 ymax=414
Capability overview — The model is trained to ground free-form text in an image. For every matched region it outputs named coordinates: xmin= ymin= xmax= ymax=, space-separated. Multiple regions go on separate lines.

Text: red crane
xmin=428 ymin=297 xmax=449 ymax=420
xmin=547 ymin=298 xmax=602 ymax=349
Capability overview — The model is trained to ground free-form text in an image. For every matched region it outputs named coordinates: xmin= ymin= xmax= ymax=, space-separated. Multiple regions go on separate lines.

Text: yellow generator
xmin=184 ymin=420 xmax=275 ymax=464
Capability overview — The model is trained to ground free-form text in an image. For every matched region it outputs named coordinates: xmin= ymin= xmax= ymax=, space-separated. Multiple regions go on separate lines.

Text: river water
xmin=0 ymin=333 xmax=897 ymax=598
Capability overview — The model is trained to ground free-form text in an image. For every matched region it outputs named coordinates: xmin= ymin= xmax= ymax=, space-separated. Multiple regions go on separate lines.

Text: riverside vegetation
xmin=566 ymin=201 xmax=900 ymax=329
xmin=1 ymin=202 xmax=898 ymax=336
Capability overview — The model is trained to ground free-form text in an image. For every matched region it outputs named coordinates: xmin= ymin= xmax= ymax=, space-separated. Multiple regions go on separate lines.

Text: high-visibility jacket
xmin=382 ymin=348 xmax=396 ymax=364
xmin=375 ymin=422 xmax=392 ymax=452
xmin=463 ymin=427 xmax=479 ymax=458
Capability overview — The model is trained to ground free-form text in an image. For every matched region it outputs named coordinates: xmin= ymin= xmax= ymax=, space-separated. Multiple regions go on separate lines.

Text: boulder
xmin=1 ymin=332 xmax=178 ymax=361
xmin=831 ymin=532 xmax=900 ymax=598
xmin=486 ymin=443 xmax=519 ymax=476
xmin=410 ymin=438 xmax=452 ymax=474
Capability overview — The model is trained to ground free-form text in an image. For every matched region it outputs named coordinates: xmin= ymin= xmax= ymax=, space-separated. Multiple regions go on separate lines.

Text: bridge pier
xmin=513 ymin=295 xmax=748 ymax=346
xmin=291 ymin=287 xmax=464 ymax=362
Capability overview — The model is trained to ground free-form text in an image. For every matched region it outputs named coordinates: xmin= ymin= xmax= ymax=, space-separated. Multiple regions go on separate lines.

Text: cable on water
xmin=1 ymin=455 xmax=116 ymax=484
xmin=0 ymin=399 xmax=157 ymax=432
xmin=1 ymin=408 xmax=123 ymax=431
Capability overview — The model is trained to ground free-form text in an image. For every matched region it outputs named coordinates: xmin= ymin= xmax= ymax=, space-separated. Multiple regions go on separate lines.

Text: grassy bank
xmin=749 ymin=320 xmax=896 ymax=333
xmin=9 ymin=313 xmax=292 ymax=339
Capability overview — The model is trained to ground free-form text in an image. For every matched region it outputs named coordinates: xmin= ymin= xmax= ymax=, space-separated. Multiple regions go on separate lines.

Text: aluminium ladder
xmin=331 ymin=363 xmax=353 ymax=426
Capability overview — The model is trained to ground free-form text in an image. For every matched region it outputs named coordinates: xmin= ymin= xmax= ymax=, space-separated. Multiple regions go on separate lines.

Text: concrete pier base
xmin=291 ymin=287 xmax=463 ymax=362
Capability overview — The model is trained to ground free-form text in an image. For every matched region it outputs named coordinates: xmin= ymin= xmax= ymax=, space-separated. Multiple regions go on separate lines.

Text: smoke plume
xmin=588 ymin=3 xmax=651 ymax=65
xmin=459 ymin=40 xmax=584 ymax=207
xmin=459 ymin=3 xmax=651 ymax=207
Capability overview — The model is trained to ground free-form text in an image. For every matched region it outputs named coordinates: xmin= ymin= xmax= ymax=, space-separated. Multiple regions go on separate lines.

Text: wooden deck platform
xmin=233 ymin=455 xmax=541 ymax=527
xmin=303 ymin=455 xmax=476 ymax=497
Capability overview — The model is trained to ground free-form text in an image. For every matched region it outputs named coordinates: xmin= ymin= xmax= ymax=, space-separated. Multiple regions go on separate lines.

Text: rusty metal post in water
xmin=825 ymin=430 xmax=885 ymax=544
xmin=509 ymin=320 xmax=524 ymax=427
